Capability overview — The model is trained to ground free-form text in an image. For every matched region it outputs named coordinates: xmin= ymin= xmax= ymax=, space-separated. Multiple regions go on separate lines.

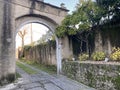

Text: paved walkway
xmin=0 ymin=62 xmax=96 ymax=90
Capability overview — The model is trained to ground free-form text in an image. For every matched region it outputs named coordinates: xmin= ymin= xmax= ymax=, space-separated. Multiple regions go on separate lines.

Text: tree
xmin=96 ymin=0 xmax=120 ymax=25
xmin=18 ymin=29 xmax=27 ymax=48
xmin=55 ymin=0 xmax=109 ymax=55
xmin=37 ymin=30 xmax=55 ymax=44
xmin=56 ymin=0 xmax=104 ymax=37
xmin=56 ymin=0 xmax=120 ymax=55
xmin=56 ymin=0 xmax=120 ymax=37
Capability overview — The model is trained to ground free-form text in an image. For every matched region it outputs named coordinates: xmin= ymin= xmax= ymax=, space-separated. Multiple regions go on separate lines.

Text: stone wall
xmin=94 ymin=27 xmax=120 ymax=56
xmin=19 ymin=36 xmax=74 ymax=66
xmin=22 ymin=41 xmax=57 ymax=65
xmin=61 ymin=36 xmax=73 ymax=59
xmin=62 ymin=61 xmax=120 ymax=90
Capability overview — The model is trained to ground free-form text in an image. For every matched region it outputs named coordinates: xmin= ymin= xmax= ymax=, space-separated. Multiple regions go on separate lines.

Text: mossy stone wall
xmin=62 ymin=61 xmax=120 ymax=90
xmin=22 ymin=41 xmax=56 ymax=65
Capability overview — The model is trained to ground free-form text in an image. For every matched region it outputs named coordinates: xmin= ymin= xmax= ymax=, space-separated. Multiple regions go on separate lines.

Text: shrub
xmin=79 ymin=53 xmax=89 ymax=61
xmin=110 ymin=47 xmax=120 ymax=61
xmin=92 ymin=52 xmax=105 ymax=61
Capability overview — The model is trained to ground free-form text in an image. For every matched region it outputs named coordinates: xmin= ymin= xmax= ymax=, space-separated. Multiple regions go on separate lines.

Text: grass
xmin=16 ymin=73 xmax=21 ymax=79
xmin=19 ymin=59 xmax=57 ymax=74
xmin=16 ymin=61 xmax=37 ymax=74
xmin=30 ymin=63 xmax=56 ymax=74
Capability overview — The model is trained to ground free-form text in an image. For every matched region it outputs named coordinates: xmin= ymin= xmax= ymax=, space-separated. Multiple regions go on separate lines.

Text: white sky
xmin=16 ymin=23 xmax=49 ymax=48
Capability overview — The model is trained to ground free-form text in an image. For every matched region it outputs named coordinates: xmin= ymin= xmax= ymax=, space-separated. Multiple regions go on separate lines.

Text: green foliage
xmin=56 ymin=0 xmax=120 ymax=37
xmin=76 ymin=0 xmax=103 ymax=26
xmin=56 ymin=15 xmax=77 ymax=37
xmin=37 ymin=30 xmax=55 ymax=44
xmin=96 ymin=0 xmax=120 ymax=24
xmin=24 ymin=45 xmax=31 ymax=51
xmin=56 ymin=25 xmax=66 ymax=37
xmin=92 ymin=52 xmax=105 ymax=61
xmin=110 ymin=47 xmax=120 ymax=61
xmin=79 ymin=53 xmax=89 ymax=61
xmin=16 ymin=73 xmax=21 ymax=79
xmin=112 ymin=76 xmax=120 ymax=90
xmin=55 ymin=0 xmax=103 ymax=37
xmin=32 ymin=63 xmax=57 ymax=74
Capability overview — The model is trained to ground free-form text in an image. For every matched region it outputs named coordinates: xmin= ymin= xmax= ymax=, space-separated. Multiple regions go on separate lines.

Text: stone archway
xmin=15 ymin=15 xmax=62 ymax=75
xmin=0 ymin=0 xmax=69 ymax=84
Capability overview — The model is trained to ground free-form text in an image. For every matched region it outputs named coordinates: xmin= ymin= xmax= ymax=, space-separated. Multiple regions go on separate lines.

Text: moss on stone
xmin=112 ymin=76 xmax=120 ymax=90
xmin=0 ymin=73 xmax=15 ymax=86
xmin=62 ymin=61 xmax=120 ymax=90
xmin=6 ymin=74 xmax=15 ymax=83
xmin=86 ymin=71 xmax=96 ymax=87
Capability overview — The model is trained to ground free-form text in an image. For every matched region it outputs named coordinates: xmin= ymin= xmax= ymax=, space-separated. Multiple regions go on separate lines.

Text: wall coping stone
xmin=66 ymin=61 xmax=120 ymax=65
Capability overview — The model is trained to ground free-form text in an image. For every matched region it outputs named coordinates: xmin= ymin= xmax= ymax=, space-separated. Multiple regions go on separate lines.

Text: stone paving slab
xmin=22 ymin=82 xmax=42 ymax=89
xmin=44 ymin=83 xmax=62 ymax=90
xmin=39 ymin=80 xmax=51 ymax=84
xmin=0 ymin=61 xmax=96 ymax=90
xmin=28 ymin=87 xmax=45 ymax=90
xmin=0 ymin=84 xmax=16 ymax=90
xmin=15 ymin=88 xmax=24 ymax=90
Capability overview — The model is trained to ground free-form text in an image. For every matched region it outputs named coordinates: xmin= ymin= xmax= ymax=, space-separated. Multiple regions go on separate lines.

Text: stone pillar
xmin=0 ymin=0 xmax=15 ymax=84
xmin=95 ymin=30 xmax=103 ymax=52
xmin=61 ymin=36 xmax=73 ymax=59
xmin=103 ymin=37 xmax=112 ymax=56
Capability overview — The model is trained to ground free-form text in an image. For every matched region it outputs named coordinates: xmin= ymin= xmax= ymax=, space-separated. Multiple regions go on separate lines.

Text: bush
xmin=110 ymin=47 xmax=120 ymax=61
xmin=79 ymin=53 xmax=89 ymax=61
xmin=92 ymin=52 xmax=105 ymax=61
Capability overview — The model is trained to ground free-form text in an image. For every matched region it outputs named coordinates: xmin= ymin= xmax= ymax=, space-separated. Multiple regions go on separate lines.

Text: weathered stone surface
xmin=15 ymin=0 xmax=68 ymax=25
xmin=28 ymin=87 xmax=44 ymax=90
xmin=22 ymin=41 xmax=57 ymax=65
xmin=0 ymin=0 xmax=72 ymax=85
xmin=62 ymin=61 xmax=120 ymax=90
xmin=44 ymin=83 xmax=61 ymax=90
xmin=0 ymin=0 xmax=16 ymax=84
xmin=22 ymin=82 xmax=42 ymax=89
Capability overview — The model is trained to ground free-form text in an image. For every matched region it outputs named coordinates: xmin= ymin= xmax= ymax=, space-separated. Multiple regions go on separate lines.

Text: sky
xmin=16 ymin=23 xmax=49 ymax=48
xmin=44 ymin=0 xmax=79 ymax=13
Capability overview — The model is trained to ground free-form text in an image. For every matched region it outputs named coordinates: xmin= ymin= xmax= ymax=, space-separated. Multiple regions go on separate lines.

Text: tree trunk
xmin=22 ymin=37 xmax=24 ymax=49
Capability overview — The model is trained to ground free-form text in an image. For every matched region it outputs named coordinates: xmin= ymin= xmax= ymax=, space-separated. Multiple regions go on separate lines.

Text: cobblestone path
xmin=0 ymin=62 xmax=96 ymax=90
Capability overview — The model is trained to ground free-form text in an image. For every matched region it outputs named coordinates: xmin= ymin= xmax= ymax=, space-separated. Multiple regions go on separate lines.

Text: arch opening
xmin=15 ymin=19 xmax=62 ymax=74
xmin=16 ymin=23 xmax=53 ymax=48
